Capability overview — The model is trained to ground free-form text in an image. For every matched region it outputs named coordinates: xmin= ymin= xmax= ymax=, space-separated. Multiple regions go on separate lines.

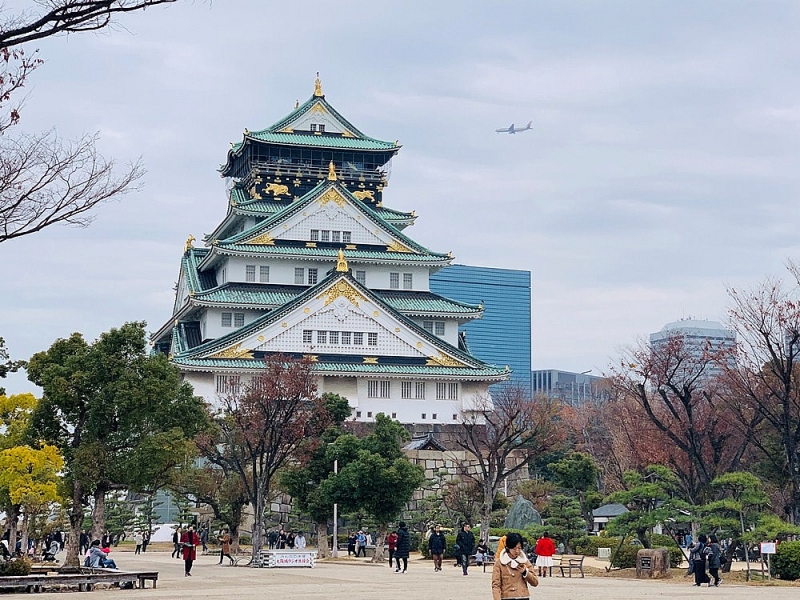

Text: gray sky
xmin=2 ymin=0 xmax=800 ymax=394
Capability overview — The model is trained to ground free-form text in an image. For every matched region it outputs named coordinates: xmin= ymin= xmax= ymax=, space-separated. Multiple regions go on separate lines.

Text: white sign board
xmin=259 ymin=550 xmax=317 ymax=568
xmin=760 ymin=542 xmax=776 ymax=555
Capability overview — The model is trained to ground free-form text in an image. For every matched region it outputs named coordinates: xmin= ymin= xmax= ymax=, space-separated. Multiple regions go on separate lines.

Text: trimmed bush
xmin=773 ymin=540 xmax=800 ymax=581
xmin=0 ymin=558 xmax=32 ymax=576
xmin=574 ymin=535 xmax=618 ymax=556
xmin=649 ymin=534 xmax=684 ymax=568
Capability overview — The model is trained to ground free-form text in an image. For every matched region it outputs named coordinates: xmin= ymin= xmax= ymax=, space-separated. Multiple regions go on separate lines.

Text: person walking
xmin=387 ymin=531 xmax=398 ymax=568
xmin=456 ymin=523 xmax=476 ymax=576
xmin=141 ymin=530 xmax=150 ymax=553
xmin=347 ymin=532 xmax=357 ymax=556
xmin=295 ymin=532 xmax=306 ymax=549
xmin=172 ymin=527 xmax=183 ymax=559
xmin=428 ymin=525 xmax=447 ymax=572
xmin=133 ymin=531 xmax=142 ymax=555
xmin=355 ymin=530 xmax=367 ymax=557
xmin=533 ymin=531 xmax=556 ymax=577
xmin=217 ymin=528 xmax=234 ymax=566
xmin=690 ymin=534 xmax=711 ymax=586
xmin=394 ymin=522 xmax=410 ymax=573
xmin=200 ymin=526 xmax=209 ymax=553
xmin=704 ymin=534 xmax=723 ymax=587
xmin=492 ymin=532 xmax=538 ymax=600
xmin=181 ymin=525 xmax=201 ymax=577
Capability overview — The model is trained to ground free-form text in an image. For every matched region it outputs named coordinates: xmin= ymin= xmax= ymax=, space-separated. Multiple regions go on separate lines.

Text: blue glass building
xmin=430 ymin=265 xmax=531 ymax=391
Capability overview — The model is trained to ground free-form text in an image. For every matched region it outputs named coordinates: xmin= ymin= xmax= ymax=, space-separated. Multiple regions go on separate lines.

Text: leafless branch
xmin=0 ymin=130 xmax=144 ymax=242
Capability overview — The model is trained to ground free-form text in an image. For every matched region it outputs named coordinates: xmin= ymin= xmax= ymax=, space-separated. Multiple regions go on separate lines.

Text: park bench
xmin=557 ymin=554 xmax=585 ymax=578
xmin=0 ymin=569 xmax=158 ymax=592
xmin=480 ymin=553 xmax=495 ymax=572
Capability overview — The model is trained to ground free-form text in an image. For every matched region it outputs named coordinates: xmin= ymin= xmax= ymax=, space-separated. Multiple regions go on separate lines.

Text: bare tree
xmin=723 ymin=266 xmax=800 ymax=524
xmin=455 ymin=387 xmax=564 ymax=539
xmin=197 ymin=355 xmax=333 ymax=563
xmin=609 ymin=334 xmax=750 ymax=505
xmin=0 ymin=1 xmax=185 ymax=244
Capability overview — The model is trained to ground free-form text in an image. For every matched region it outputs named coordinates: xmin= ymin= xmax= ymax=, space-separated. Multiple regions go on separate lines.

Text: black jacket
xmin=428 ymin=531 xmax=447 ymax=554
xmin=456 ymin=529 xmax=475 ymax=555
xmin=395 ymin=527 xmax=411 ymax=559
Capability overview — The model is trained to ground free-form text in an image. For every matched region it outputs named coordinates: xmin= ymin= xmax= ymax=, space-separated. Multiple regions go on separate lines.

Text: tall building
xmin=531 ymin=369 xmax=607 ymax=405
xmin=649 ymin=319 xmax=736 ymax=380
xmin=429 ymin=265 xmax=531 ymax=391
xmin=152 ymin=78 xmax=508 ymax=424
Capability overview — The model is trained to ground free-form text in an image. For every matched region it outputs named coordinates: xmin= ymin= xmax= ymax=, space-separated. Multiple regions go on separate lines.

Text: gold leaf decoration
xmin=426 ymin=351 xmax=466 ymax=368
xmin=304 ymin=354 xmax=319 ymax=362
xmin=363 ymin=357 xmax=379 ymax=364
xmin=266 ymin=183 xmax=290 ymax=197
xmin=386 ymin=240 xmax=414 ymax=253
xmin=316 ymin=279 xmax=365 ymax=307
xmin=353 ymin=190 xmax=375 ymax=202
xmin=245 ymin=233 xmax=275 ymax=245
xmin=318 ymin=188 xmax=346 ymax=207
xmin=209 ymin=343 xmax=253 ymax=360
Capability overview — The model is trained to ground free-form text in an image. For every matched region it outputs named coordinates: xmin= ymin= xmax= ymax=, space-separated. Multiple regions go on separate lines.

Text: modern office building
xmin=531 ymin=369 xmax=608 ymax=405
xmin=430 ymin=265 xmax=531 ymax=392
xmin=152 ymin=77 xmax=508 ymax=425
xmin=649 ymin=319 xmax=736 ymax=381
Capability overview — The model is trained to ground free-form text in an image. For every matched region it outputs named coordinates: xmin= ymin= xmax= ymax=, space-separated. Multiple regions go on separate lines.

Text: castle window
xmin=380 ymin=380 xmax=391 ymax=398
xmin=294 ymin=268 xmax=305 ymax=285
xmin=310 ymin=229 xmax=319 ymax=241
xmin=355 ymin=270 xmax=366 ymax=285
xmin=310 ymin=124 xmax=317 ymax=132
xmin=401 ymin=381 xmax=412 ymax=399
xmin=321 ymin=230 xmax=330 ymax=242
xmin=392 ymin=412 xmax=397 ymax=419
xmin=368 ymin=332 xmax=378 ymax=346
xmin=367 ymin=411 xmax=372 ymax=418
xmin=435 ymin=322 xmax=445 ymax=336
xmin=415 ymin=382 xmax=426 ymax=399
xmin=331 ymin=230 xmax=341 ymax=243
xmin=234 ymin=313 xmax=245 ymax=327
xmin=342 ymin=231 xmax=352 ymax=243
xmin=448 ymin=383 xmax=459 ymax=399
xmin=221 ymin=312 xmax=232 ymax=327
xmin=423 ymin=321 xmax=433 ymax=333
xmin=308 ymin=268 xmax=318 ymax=285
xmin=341 ymin=331 xmax=351 ymax=345
xmin=452 ymin=414 xmax=458 ymax=421
xmin=356 ymin=411 xmax=361 ymax=418
xmin=329 ymin=331 xmax=339 ymax=344
xmin=260 ymin=266 xmax=270 ymax=282
xmin=353 ymin=332 xmax=364 ymax=345
xmin=389 ymin=272 xmax=400 ymax=289
xmin=421 ymin=413 xmax=426 ymax=420
xmin=367 ymin=381 xmax=378 ymax=398
xmin=318 ymin=124 xmax=325 ymax=133
xmin=317 ymin=331 xmax=327 ymax=344
xmin=216 ymin=375 xmax=240 ymax=395
xmin=245 ymin=265 xmax=256 ymax=282
xmin=403 ymin=273 xmax=413 ymax=289
xmin=303 ymin=330 xmax=312 ymax=344
xmin=432 ymin=413 xmax=437 ymax=420
xmin=436 ymin=382 xmax=447 ymax=400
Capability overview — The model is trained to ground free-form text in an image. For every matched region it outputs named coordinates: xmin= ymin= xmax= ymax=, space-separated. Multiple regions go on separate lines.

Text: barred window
xmin=379 ymin=380 xmax=391 ymax=398
xmin=329 ymin=331 xmax=339 ymax=344
xmin=294 ymin=268 xmax=305 ymax=284
xmin=245 ymin=265 xmax=256 ymax=282
xmin=259 ymin=265 xmax=270 ymax=282
xmin=389 ymin=272 xmax=399 ymax=289
xmin=353 ymin=332 xmax=364 ymax=345
xmin=367 ymin=381 xmax=379 ymax=398
xmin=331 ymin=230 xmax=341 ymax=243
xmin=401 ymin=381 xmax=412 ymax=399
xmin=403 ymin=273 xmax=413 ymax=289
xmin=310 ymin=229 xmax=319 ymax=241
xmin=302 ymin=330 xmax=312 ymax=344
xmin=435 ymin=322 xmax=445 ymax=336
xmin=234 ymin=313 xmax=245 ymax=327
xmin=436 ymin=382 xmax=447 ymax=400
xmin=308 ymin=268 xmax=318 ymax=285
xmin=423 ymin=321 xmax=434 ymax=333
xmin=355 ymin=270 xmax=366 ymax=285
xmin=216 ymin=375 xmax=241 ymax=394
xmin=448 ymin=383 xmax=459 ymax=399
xmin=341 ymin=331 xmax=351 ymax=345
xmin=321 ymin=230 xmax=330 ymax=242
xmin=317 ymin=331 xmax=327 ymax=344
xmin=221 ymin=312 xmax=232 ymax=327
xmin=342 ymin=231 xmax=352 ymax=243
xmin=415 ymin=382 xmax=426 ymax=399
xmin=368 ymin=332 xmax=378 ymax=346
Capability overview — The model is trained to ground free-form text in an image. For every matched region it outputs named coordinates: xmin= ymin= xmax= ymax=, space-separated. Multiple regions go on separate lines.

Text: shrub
xmin=238 ymin=535 xmax=252 ymax=546
xmin=610 ymin=543 xmax=640 ymax=569
xmin=0 ymin=558 xmax=32 ymax=576
xmin=773 ymin=540 xmax=800 ymax=581
xmin=574 ymin=535 xmax=619 ymax=556
xmin=650 ymin=534 xmax=684 ymax=568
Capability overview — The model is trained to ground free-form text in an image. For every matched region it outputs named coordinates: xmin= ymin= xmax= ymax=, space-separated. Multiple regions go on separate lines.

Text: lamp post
xmin=331 ymin=459 xmax=338 ymax=558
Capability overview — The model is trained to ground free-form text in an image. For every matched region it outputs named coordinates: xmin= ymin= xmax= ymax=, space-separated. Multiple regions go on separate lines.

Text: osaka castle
xmin=152 ymin=77 xmax=508 ymax=423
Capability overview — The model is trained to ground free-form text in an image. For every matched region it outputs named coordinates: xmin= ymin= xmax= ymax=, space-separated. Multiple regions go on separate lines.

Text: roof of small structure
xmin=403 ymin=433 xmax=447 ymax=451
xmin=592 ymin=503 xmax=630 ymax=518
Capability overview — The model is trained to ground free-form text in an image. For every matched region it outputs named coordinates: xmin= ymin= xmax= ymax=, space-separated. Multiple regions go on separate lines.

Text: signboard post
xmin=760 ymin=542 xmax=776 ymax=581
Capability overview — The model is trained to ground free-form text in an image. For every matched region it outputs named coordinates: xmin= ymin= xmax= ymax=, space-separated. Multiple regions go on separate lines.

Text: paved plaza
xmin=26 ymin=551 xmax=800 ymax=600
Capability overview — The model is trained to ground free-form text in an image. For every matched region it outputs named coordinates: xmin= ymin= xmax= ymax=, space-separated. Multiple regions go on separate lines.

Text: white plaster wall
xmin=201 ymin=307 xmax=266 ymax=340
xmin=363 ymin=265 xmax=429 ymax=291
xmin=409 ymin=318 xmax=459 ymax=347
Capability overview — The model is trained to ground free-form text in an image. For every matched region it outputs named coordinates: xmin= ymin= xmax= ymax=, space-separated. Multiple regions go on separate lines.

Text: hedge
xmin=773 ymin=540 xmax=800 ymax=581
xmin=0 ymin=558 xmax=32 ymax=576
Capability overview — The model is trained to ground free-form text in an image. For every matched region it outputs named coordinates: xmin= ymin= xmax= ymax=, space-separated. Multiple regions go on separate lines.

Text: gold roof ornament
xmin=184 ymin=234 xmax=195 ymax=252
xmin=336 ymin=249 xmax=348 ymax=272
xmin=314 ymin=72 xmax=324 ymax=97
xmin=328 ymin=160 xmax=338 ymax=181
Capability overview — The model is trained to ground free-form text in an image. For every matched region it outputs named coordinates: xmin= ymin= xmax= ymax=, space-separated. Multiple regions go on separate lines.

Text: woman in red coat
xmin=533 ymin=531 xmax=556 ymax=577
xmin=181 ymin=525 xmax=201 ymax=576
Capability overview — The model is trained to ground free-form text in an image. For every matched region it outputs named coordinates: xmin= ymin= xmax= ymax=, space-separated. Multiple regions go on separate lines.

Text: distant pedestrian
xmin=200 ymin=527 xmax=208 ymax=553
xmin=217 ymin=528 xmax=234 ymax=566
xmin=394 ymin=522 xmax=410 ymax=573
xmin=355 ymin=530 xmax=367 ymax=557
xmin=534 ymin=531 xmax=556 ymax=577
xmin=347 ymin=532 xmax=357 ymax=556
xmin=181 ymin=525 xmax=201 ymax=577
xmin=141 ymin=530 xmax=150 ymax=553
xmin=387 ymin=531 xmax=398 ymax=568
xmin=704 ymin=534 xmax=722 ymax=587
xmin=295 ymin=532 xmax=307 ymax=550
xmin=133 ymin=531 xmax=142 ymax=555
xmin=456 ymin=523 xmax=476 ymax=576
xmin=690 ymin=534 xmax=710 ymax=587
xmin=172 ymin=527 xmax=183 ymax=559
xmin=278 ymin=529 xmax=287 ymax=549
xmin=492 ymin=532 xmax=538 ymax=600
xmin=428 ymin=525 xmax=447 ymax=572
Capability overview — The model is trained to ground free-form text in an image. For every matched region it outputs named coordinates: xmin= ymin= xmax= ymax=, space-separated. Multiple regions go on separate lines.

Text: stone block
xmin=636 ymin=548 xmax=669 ymax=578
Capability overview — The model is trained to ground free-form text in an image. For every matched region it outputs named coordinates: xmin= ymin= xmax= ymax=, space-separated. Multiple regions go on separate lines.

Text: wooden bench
xmin=0 ymin=569 xmax=158 ymax=592
xmin=481 ymin=554 xmax=495 ymax=572
xmin=557 ymin=554 xmax=585 ymax=578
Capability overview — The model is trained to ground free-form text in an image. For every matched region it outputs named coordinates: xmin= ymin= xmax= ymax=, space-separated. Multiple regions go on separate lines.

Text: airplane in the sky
xmin=495 ymin=120 xmax=533 ymax=134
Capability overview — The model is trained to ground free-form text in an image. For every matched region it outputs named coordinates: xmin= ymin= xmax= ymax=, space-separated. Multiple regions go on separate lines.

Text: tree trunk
xmin=250 ymin=492 xmax=265 ymax=564
xmin=20 ymin=513 xmax=29 ymax=557
xmin=230 ymin=524 xmax=240 ymax=555
xmin=7 ymin=505 xmax=19 ymax=555
xmin=371 ymin=528 xmax=387 ymax=563
xmin=65 ymin=483 xmax=85 ymax=566
xmin=316 ymin=521 xmax=330 ymax=558
xmin=480 ymin=487 xmax=493 ymax=543
xmin=91 ymin=487 xmax=106 ymax=542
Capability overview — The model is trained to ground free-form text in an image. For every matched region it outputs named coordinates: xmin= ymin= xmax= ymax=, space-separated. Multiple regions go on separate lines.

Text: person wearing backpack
xmin=704 ymin=534 xmax=723 ymax=587
xmin=690 ymin=534 xmax=710 ymax=586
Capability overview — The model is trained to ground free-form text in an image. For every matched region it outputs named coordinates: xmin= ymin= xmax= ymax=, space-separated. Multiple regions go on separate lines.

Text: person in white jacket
xmin=295 ymin=532 xmax=306 ymax=549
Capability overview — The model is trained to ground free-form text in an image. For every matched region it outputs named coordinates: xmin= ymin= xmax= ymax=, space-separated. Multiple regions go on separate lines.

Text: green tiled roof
xmin=246 ymin=131 xmax=397 ymax=151
xmin=192 ymin=284 xmax=481 ymax=317
xmin=217 ymin=243 xmax=450 ymax=263
xmin=172 ymin=357 xmax=507 ymax=379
